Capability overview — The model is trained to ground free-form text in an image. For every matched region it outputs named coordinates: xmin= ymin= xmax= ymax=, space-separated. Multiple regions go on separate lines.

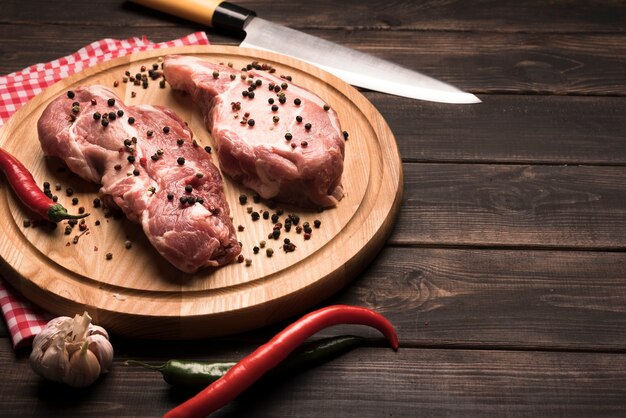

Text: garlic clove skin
xmin=88 ymin=325 xmax=109 ymax=340
xmin=88 ymin=334 xmax=114 ymax=372
xmin=63 ymin=342 xmax=101 ymax=388
xmin=31 ymin=335 xmax=70 ymax=382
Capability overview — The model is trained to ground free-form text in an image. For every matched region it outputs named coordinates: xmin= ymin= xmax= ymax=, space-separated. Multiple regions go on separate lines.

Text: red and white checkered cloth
xmin=0 ymin=32 xmax=210 ymax=350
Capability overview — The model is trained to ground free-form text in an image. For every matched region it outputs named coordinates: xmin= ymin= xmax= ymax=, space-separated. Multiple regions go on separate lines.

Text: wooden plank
xmin=2 ymin=342 xmax=625 ymax=417
xmin=4 ymin=0 xmax=626 ymax=33
xmin=376 ymin=94 xmax=626 ymax=165
xmin=2 ymin=25 xmax=626 ymax=95
xmin=391 ymin=163 xmax=626 ymax=249
xmin=326 ymin=247 xmax=626 ymax=351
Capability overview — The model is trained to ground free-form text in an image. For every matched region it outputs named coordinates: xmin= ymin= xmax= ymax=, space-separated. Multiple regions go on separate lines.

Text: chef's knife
xmin=130 ymin=0 xmax=481 ymax=104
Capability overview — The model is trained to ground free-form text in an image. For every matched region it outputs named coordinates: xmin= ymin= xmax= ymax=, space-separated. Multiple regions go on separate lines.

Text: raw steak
xmin=162 ymin=55 xmax=345 ymax=208
xmin=37 ymin=85 xmax=241 ymax=273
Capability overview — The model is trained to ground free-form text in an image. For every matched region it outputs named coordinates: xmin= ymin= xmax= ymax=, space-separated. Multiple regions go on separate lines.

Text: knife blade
xmin=130 ymin=0 xmax=481 ymax=104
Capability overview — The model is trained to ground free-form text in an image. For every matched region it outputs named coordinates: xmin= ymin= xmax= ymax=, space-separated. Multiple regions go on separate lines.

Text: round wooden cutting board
xmin=0 ymin=45 xmax=402 ymax=339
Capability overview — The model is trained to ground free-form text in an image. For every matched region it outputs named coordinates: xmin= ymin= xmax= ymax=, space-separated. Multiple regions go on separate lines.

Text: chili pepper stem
xmin=124 ymin=359 xmax=167 ymax=371
xmin=48 ymin=203 xmax=90 ymax=222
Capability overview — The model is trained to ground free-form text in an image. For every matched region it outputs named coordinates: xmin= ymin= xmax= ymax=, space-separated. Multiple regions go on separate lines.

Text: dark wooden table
xmin=3 ymin=1 xmax=626 ymax=416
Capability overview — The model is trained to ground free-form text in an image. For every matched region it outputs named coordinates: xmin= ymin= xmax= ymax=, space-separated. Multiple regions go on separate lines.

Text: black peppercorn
xmin=107 ymin=98 xmax=115 ymax=106
xmin=177 ymin=157 xmax=185 ymax=165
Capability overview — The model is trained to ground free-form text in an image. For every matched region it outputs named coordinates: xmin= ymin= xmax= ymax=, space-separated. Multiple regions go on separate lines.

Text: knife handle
xmin=130 ymin=0 xmax=256 ymax=32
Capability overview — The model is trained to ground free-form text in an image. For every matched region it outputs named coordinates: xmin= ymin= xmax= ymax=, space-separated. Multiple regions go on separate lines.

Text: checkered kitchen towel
xmin=0 ymin=33 xmax=210 ymax=349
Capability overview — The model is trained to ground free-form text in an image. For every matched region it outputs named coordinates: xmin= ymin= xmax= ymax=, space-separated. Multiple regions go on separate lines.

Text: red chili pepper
xmin=164 ymin=305 xmax=398 ymax=418
xmin=0 ymin=148 xmax=89 ymax=222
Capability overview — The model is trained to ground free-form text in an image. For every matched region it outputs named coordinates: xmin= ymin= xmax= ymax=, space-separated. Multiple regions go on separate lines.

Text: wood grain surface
xmin=2 ymin=1 xmax=626 ymax=417
xmin=0 ymin=45 xmax=402 ymax=338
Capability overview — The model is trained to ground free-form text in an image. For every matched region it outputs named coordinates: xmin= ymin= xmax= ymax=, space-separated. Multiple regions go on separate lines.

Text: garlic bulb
xmin=30 ymin=312 xmax=114 ymax=387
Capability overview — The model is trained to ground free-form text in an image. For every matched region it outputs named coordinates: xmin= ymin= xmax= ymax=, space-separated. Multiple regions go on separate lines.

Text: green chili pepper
xmin=125 ymin=335 xmax=365 ymax=388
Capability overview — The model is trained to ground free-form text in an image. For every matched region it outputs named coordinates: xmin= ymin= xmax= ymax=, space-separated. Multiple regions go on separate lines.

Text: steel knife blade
xmin=130 ymin=0 xmax=481 ymax=104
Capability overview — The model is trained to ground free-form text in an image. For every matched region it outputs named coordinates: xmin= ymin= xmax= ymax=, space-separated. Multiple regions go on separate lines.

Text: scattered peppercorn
xmin=147 ymin=130 xmax=154 ymax=137
xmin=253 ymin=246 xmax=260 ymax=254
xmin=204 ymin=146 xmax=212 ymax=154
xmin=107 ymin=98 xmax=115 ymax=106
xmin=247 ymin=119 xmax=255 ymax=127
xmin=212 ymin=71 xmax=219 ymax=78
xmin=127 ymin=155 xmax=135 ymax=163
xmin=128 ymin=117 xmax=135 ymax=124
xmin=266 ymin=248 xmax=274 ymax=257
xmin=167 ymin=193 xmax=174 ymax=201
xmin=133 ymin=169 xmax=140 ymax=176
xmin=305 ymin=123 xmax=312 ymax=130
xmin=278 ymin=96 xmax=286 ymax=104
xmin=268 ymin=98 xmax=274 ymax=104
xmin=343 ymin=131 xmax=349 ymax=140
xmin=185 ymin=185 xmax=193 ymax=193
xmin=117 ymin=109 xmax=124 ymax=117
xmin=106 ymin=252 xmax=113 ymax=260
xmin=273 ymin=116 xmax=280 ymax=123
xmin=163 ymin=126 xmax=170 ymax=134
xmin=239 ymin=194 xmax=248 ymax=204
xmin=177 ymin=157 xmax=185 ymax=165
xmin=245 ymin=258 xmax=252 ymax=267
xmin=101 ymin=119 xmax=109 ymax=127
xmin=294 ymin=98 xmax=301 ymax=106
xmin=296 ymin=115 xmax=303 ymax=123
xmin=271 ymin=105 xmax=279 ymax=112
xmin=93 ymin=112 xmax=101 ymax=120
xmin=323 ymin=104 xmax=330 ymax=111
xmin=251 ymin=211 xmax=260 ymax=221
xmin=71 ymin=197 xmax=79 ymax=205
xmin=314 ymin=219 xmax=321 ymax=228
xmin=67 ymin=91 xmax=75 ymax=99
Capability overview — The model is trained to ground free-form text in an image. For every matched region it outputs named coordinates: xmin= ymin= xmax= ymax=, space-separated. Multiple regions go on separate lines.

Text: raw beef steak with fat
xmin=37 ymin=85 xmax=241 ymax=273
xmin=163 ymin=55 xmax=345 ymax=208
